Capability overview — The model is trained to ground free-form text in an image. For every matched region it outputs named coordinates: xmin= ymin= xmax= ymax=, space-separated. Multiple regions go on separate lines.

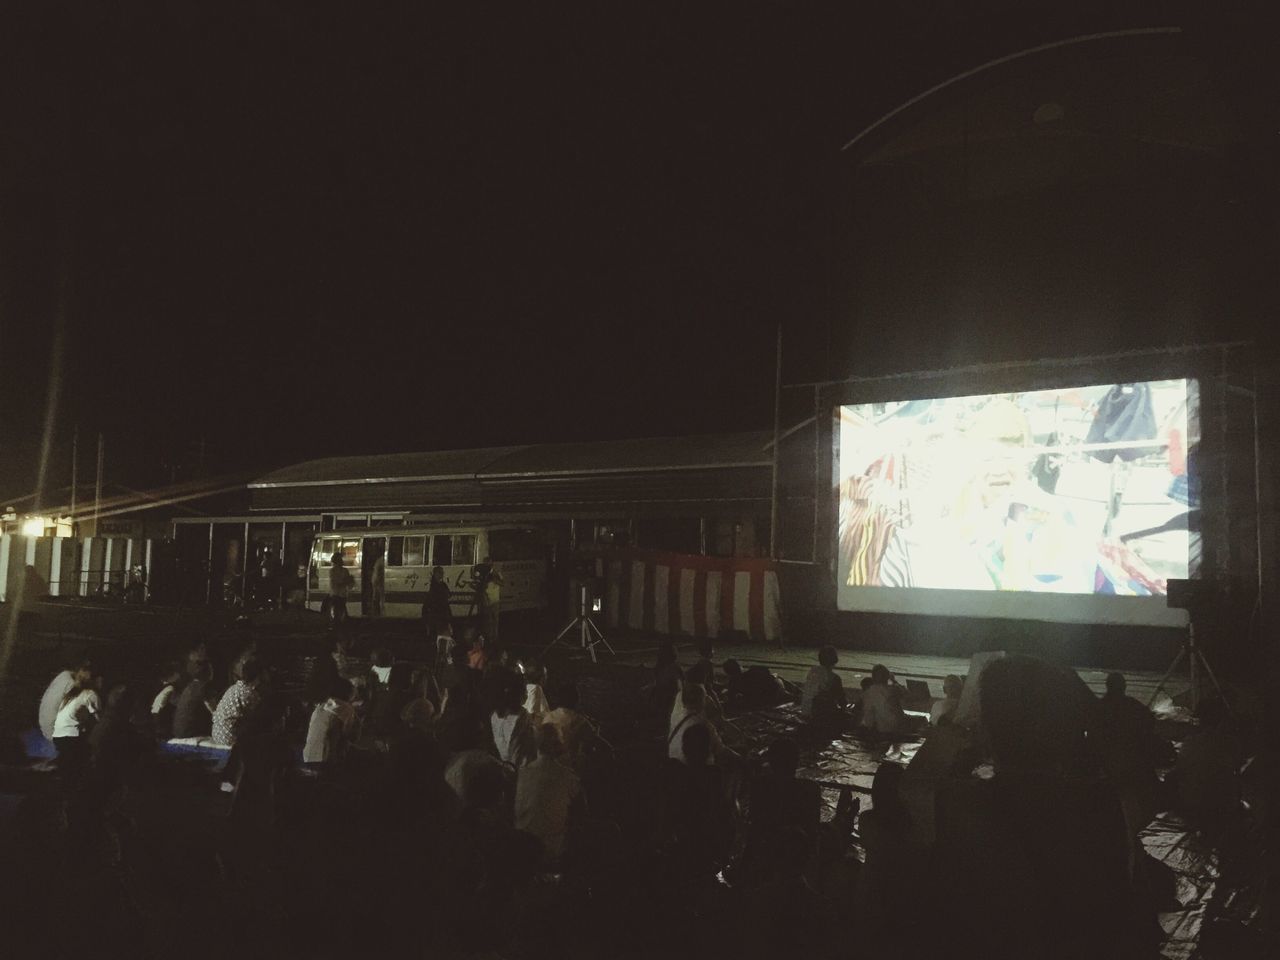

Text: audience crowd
xmin=10 ymin=628 xmax=1264 ymax=959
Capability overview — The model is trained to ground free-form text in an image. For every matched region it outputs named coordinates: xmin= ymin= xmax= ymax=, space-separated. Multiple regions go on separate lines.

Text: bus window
xmin=452 ymin=534 xmax=476 ymax=566
xmin=338 ymin=540 xmax=360 ymax=567
xmin=386 ymin=536 xmax=404 ymax=567
xmin=320 ymin=538 xmax=339 ymax=561
xmin=488 ymin=529 xmax=544 ymax=562
xmin=432 ymin=535 xmax=452 ymax=566
xmin=403 ymin=536 xmax=426 ymax=566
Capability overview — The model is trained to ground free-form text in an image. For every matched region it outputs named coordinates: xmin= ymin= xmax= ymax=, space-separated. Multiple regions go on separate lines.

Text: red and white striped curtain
xmin=597 ymin=548 xmax=782 ymax=642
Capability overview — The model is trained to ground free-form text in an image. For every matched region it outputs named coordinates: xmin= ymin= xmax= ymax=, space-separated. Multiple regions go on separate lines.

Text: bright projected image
xmin=835 ymin=379 xmax=1199 ymax=626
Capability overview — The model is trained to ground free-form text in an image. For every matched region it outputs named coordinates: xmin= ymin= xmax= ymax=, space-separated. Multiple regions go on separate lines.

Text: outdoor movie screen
xmin=835 ymin=379 xmax=1199 ymax=627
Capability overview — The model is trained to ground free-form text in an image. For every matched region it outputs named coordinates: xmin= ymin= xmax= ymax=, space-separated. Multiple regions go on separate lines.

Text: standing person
xmin=52 ymin=672 xmax=101 ymax=780
xmin=328 ymin=551 xmax=351 ymax=626
xmin=369 ymin=549 xmax=386 ymax=618
xmin=476 ymin=557 xmax=503 ymax=644
xmin=422 ymin=565 xmax=453 ymax=639
xmin=39 ymin=657 xmax=92 ymax=745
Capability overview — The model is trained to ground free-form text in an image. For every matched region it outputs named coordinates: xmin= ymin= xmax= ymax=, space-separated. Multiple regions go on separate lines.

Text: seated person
xmin=723 ymin=658 xmax=788 ymax=710
xmin=668 ymin=683 xmax=731 ymax=765
xmin=150 ymin=662 xmax=183 ymax=740
xmin=399 ymin=670 xmax=439 ymax=737
xmin=490 ymin=668 xmax=536 ymax=768
xmin=365 ymin=646 xmax=409 ymax=740
xmin=1174 ymin=697 xmax=1241 ymax=830
xmin=930 ymin=674 xmax=964 ymax=726
xmin=211 ymin=658 xmax=263 ymax=747
xmin=799 ymin=645 xmax=847 ymax=724
xmin=742 ymin=737 xmax=822 ymax=881
xmin=657 ymin=723 xmax=732 ymax=878
xmin=859 ymin=665 xmax=908 ymax=737
xmin=522 ymin=659 xmax=550 ymax=719
xmin=674 ymin=660 xmax=723 ymax=726
xmin=514 ymin=723 xmax=584 ymax=865
xmin=543 ymin=681 xmax=601 ymax=772
xmin=303 ymin=679 xmax=358 ymax=763
xmin=171 ymin=660 xmax=217 ymax=740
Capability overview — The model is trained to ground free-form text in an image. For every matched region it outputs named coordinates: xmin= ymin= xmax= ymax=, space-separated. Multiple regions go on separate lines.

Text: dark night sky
xmin=0 ymin=2 xmax=1260 ymax=498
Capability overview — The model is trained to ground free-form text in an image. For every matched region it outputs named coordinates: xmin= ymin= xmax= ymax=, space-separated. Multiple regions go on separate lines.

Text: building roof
xmin=247 ymin=431 xmax=774 ymax=515
xmin=251 ymin=431 xmax=771 ymax=489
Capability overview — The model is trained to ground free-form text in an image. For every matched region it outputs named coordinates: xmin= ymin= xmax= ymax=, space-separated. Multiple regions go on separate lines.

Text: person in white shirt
xmin=859 ymin=665 xmax=908 ymax=737
xmin=52 ymin=674 xmax=101 ymax=779
xmin=515 ymin=723 xmax=583 ymax=864
xmin=39 ymin=658 xmax=92 ymax=743
xmin=491 ymin=669 xmax=536 ymax=768
xmin=929 ymin=675 xmax=964 ymax=726
xmin=303 ymin=680 xmax=358 ymax=763
xmin=522 ymin=660 xmax=550 ymax=719
xmin=800 ymin=646 xmax=847 ymax=723
xmin=668 ymin=683 xmax=731 ymax=765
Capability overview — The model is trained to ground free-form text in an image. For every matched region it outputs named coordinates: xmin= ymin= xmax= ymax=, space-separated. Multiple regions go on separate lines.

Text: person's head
xmin=860 ymin=676 xmax=874 ymax=691
xmin=332 ymin=678 xmax=355 ymax=702
xmin=71 ymin=657 xmax=94 ymax=686
xmin=696 ymin=638 xmax=714 ymax=661
xmin=681 ymin=682 xmax=707 ymax=715
xmin=331 ymin=551 xmax=344 ymax=567
xmin=371 ymin=646 xmax=393 ymax=669
xmin=437 ymin=620 xmax=453 ymax=638
xmin=1104 ymin=672 xmax=1126 ymax=698
xmin=722 ymin=658 xmax=743 ymax=678
xmin=871 ymin=664 xmax=892 ymax=686
xmin=943 ymin=675 xmax=964 ymax=700
xmin=239 ymin=657 xmax=263 ymax=685
xmin=656 ymin=640 xmax=677 ymax=668
xmin=536 ymin=722 xmax=564 ymax=758
xmin=681 ymin=722 xmax=712 ymax=766
xmin=818 ymin=645 xmax=838 ymax=669
xmin=431 ymin=565 xmax=445 ymax=584
xmin=191 ymin=660 xmax=212 ymax=683
xmin=450 ymin=642 xmax=471 ymax=669
xmin=765 ymin=737 xmax=800 ymax=778
xmin=160 ymin=661 xmax=182 ymax=686
xmin=980 ymin=655 xmax=1095 ymax=775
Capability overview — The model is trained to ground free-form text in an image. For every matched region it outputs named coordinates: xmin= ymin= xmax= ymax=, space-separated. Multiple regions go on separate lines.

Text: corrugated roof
xmin=250 ymin=446 xmax=528 ymax=488
xmin=480 ymin=431 xmax=771 ymax=478
xmin=250 ymin=432 xmax=771 ymax=489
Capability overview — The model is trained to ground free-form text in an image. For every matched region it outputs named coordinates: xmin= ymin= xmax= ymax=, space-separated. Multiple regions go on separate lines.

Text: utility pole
xmin=93 ymin=432 xmax=104 ymax=536
xmin=769 ymin=323 xmax=782 ymax=560
xmin=70 ymin=426 xmax=78 ymax=521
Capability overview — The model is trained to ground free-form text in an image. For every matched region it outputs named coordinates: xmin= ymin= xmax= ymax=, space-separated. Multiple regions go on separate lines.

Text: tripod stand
xmin=1146 ymin=621 xmax=1230 ymax=715
xmin=546 ymin=586 xmax=613 ymax=663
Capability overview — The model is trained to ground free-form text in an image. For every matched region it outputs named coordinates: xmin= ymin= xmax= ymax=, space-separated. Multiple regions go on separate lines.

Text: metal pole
xmin=812 ymin=385 xmax=821 ymax=564
xmin=93 ymin=432 xmax=104 ymax=535
xmin=69 ymin=426 xmax=78 ymax=525
xmin=769 ymin=323 xmax=782 ymax=559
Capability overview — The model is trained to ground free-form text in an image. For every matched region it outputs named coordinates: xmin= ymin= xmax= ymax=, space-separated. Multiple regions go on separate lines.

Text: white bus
xmin=306 ymin=525 xmax=549 ymax=620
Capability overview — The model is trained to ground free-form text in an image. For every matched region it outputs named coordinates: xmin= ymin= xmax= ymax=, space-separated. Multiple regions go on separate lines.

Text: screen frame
xmin=818 ymin=353 xmax=1222 ymax=627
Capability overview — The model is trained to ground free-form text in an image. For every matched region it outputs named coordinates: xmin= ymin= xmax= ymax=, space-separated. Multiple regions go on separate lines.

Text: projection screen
xmin=834 ymin=379 xmax=1199 ymax=626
